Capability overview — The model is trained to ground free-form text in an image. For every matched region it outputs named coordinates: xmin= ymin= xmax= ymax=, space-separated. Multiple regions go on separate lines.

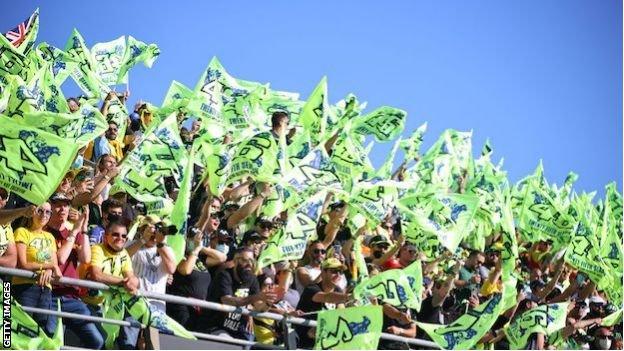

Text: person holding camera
xmin=126 ymin=215 xmax=177 ymax=312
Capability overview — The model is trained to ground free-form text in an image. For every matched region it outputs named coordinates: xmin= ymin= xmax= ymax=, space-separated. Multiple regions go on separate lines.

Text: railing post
xmin=280 ymin=317 xmax=296 ymax=350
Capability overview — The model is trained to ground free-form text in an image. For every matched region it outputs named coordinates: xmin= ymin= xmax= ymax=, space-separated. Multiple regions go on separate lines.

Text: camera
xmin=187 ymin=227 xmax=202 ymax=238
xmin=155 ymin=222 xmax=177 ymax=235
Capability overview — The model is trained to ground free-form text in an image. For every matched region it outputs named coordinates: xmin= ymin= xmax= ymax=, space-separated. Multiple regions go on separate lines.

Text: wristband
xmin=157 ymin=243 xmax=166 ymax=249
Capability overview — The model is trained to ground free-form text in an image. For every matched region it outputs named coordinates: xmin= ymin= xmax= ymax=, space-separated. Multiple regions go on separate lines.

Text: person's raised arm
xmin=322 ymin=204 xmax=348 ymax=248
xmin=0 ymin=206 xmax=35 ymax=226
xmin=72 ymin=167 xmax=119 ymax=207
xmin=57 ymin=211 xmax=88 ymax=266
xmin=226 ymin=183 xmax=272 ymax=229
xmin=372 ymin=234 xmax=404 ymax=266
xmin=311 ymin=290 xmax=350 ymax=305
xmin=432 ymin=262 xmax=460 ymax=307
xmin=535 ymin=258 xmax=565 ymax=301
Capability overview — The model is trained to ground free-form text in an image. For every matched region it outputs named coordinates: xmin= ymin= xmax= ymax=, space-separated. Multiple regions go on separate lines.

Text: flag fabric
xmin=403 ymin=260 xmax=423 ymax=311
xmin=257 ymin=191 xmax=326 ymax=269
xmin=400 ymin=122 xmax=427 ymax=162
xmin=64 ymin=28 xmax=109 ymax=98
xmin=417 ymin=293 xmax=506 ymax=350
xmin=299 ymin=76 xmax=329 ymax=147
xmin=315 ymin=305 xmax=383 ymax=350
xmin=35 ymin=42 xmax=78 ymax=85
xmin=2 ymin=8 xmax=39 ymax=55
xmin=167 ymin=148 xmax=195 ymax=264
xmin=21 ymin=104 xmax=107 ymax=146
xmin=504 ymin=303 xmax=569 ymax=350
xmin=353 ymin=268 xmax=420 ymax=309
xmin=116 ymin=36 xmax=160 ymax=84
xmin=0 ymin=114 xmax=78 ymax=204
xmin=351 ymin=106 xmax=406 ymax=142
xmin=90 ymin=36 xmax=127 ymax=86
xmin=227 ymin=131 xmax=279 ymax=185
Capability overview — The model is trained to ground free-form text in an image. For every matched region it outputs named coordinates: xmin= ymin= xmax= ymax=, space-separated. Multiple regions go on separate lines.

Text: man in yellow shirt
xmin=86 ymin=220 xmax=139 ymax=296
xmin=85 ymin=219 xmax=139 ymax=349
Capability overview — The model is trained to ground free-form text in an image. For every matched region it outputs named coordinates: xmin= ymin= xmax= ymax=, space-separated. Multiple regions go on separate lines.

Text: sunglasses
xmin=259 ymin=222 xmax=273 ymax=229
xmin=110 ymin=232 xmax=128 ymax=239
xmin=108 ymin=127 xmax=118 ymax=132
xmin=313 ymin=249 xmax=327 ymax=255
xmin=324 ymin=268 xmax=341 ymax=274
xmin=210 ymin=213 xmax=221 ymax=220
xmin=376 ymin=244 xmax=390 ymax=250
xmin=36 ymin=208 xmax=52 ymax=216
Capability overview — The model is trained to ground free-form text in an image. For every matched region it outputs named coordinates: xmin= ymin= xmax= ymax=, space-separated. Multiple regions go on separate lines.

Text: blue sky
xmin=3 ymin=1 xmax=621 ymax=196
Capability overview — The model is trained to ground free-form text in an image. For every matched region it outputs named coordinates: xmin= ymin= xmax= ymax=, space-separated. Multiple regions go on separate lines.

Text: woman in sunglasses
xmin=12 ymin=201 xmax=63 ymax=337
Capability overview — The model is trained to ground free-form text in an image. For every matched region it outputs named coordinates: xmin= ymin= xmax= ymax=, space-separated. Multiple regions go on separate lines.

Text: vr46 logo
xmin=0 ymin=136 xmax=47 ymax=174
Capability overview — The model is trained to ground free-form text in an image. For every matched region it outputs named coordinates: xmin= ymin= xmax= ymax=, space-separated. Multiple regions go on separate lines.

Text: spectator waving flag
xmin=2 ymin=8 xmax=39 ymax=55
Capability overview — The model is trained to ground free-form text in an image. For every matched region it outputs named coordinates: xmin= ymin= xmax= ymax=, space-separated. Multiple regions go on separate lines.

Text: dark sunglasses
xmin=259 ymin=222 xmax=273 ymax=229
xmin=110 ymin=232 xmax=128 ymax=239
xmin=324 ymin=268 xmax=341 ymax=274
xmin=108 ymin=127 xmax=118 ymax=132
xmin=313 ymin=249 xmax=327 ymax=255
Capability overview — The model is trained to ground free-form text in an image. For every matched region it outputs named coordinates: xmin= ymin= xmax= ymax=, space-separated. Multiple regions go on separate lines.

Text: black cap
xmin=241 ymin=230 xmax=263 ymax=244
xmin=50 ymin=192 xmax=72 ymax=204
xmin=369 ymin=235 xmax=390 ymax=247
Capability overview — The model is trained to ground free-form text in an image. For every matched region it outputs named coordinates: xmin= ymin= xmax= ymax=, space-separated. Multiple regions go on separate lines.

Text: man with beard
xmin=85 ymin=220 xmax=140 ymax=349
xmin=92 ymin=122 xmax=124 ymax=162
xmin=205 ymin=248 xmax=277 ymax=343
xmin=295 ymin=241 xmax=326 ymax=293
xmin=295 ymin=258 xmax=351 ymax=348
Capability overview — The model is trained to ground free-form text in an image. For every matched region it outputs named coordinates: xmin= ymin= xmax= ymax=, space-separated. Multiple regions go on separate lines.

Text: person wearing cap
xmin=204 ymin=248 xmax=277 ymax=343
xmin=367 ymin=234 xmax=404 ymax=269
xmin=0 ymin=187 xmax=35 ymax=269
xmin=295 ymin=257 xmax=351 ymax=348
xmin=126 ymin=215 xmax=176 ymax=313
xmin=239 ymin=229 xmax=268 ymax=259
xmin=45 ymin=193 xmax=104 ymax=349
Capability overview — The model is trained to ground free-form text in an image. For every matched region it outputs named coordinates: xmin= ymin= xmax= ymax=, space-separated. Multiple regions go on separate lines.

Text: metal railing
xmin=1 ymin=266 xmax=439 ymax=349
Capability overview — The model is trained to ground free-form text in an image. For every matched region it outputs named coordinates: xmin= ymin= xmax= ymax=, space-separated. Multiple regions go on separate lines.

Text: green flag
xmin=21 ymin=103 xmax=107 ymax=146
xmin=0 ymin=114 xmax=78 ymax=204
xmin=349 ymin=179 xmax=401 ymax=228
xmin=116 ymin=36 xmax=160 ymax=84
xmin=602 ymin=309 xmax=623 ymax=327
xmin=351 ymin=106 xmax=406 ymax=142
xmin=167 ymin=148 xmax=195 ymax=264
xmin=353 ymin=268 xmax=420 ymax=309
xmin=504 ymin=303 xmax=569 ymax=350
xmin=160 ymin=80 xmax=193 ymax=114
xmin=8 ymin=298 xmax=63 ymax=350
xmin=517 ymin=179 xmax=575 ymax=247
xmin=90 ymin=36 xmax=127 ymax=86
xmin=376 ymin=136 xmax=401 ymax=179
xmin=116 ymin=113 xmax=186 ymax=203
xmin=330 ymin=133 xmax=375 ymax=192
xmin=403 ymin=260 xmax=423 ymax=311
xmin=257 ymin=190 xmax=326 ymax=269
xmin=400 ymin=122 xmax=427 ymax=163
xmin=315 ymin=305 xmax=383 ymax=350
xmin=417 ymin=292 xmax=506 ymax=350
xmin=65 ymin=28 xmax=109 ymax=98
xmin=227 ymin=131 xmax=279 ymax=185
xmin=35 ymin=42 xmax=78 ymax=85
xmin=194 ymin=137 xmax=232 ymax=196
xmin=299 ymin=76 xmax=329 ymax=146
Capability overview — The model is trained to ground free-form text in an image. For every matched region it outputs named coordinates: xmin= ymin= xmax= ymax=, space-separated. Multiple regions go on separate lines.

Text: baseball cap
xmin=49 ymin=192 xmax=72 ymax=204
xmin=241 ymin=230 xmax=264 ymax=244
xmin=321 ymin=258 xmax=347 ymax=271
xmin=369 ymin=235 xmax=390 ymax=247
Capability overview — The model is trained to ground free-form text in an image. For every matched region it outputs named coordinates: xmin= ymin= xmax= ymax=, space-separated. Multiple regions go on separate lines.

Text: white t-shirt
xmin=131 ymin=244 xmax=172 ymax=312
xmin=295 ymin=265 xmax=321 ymax=294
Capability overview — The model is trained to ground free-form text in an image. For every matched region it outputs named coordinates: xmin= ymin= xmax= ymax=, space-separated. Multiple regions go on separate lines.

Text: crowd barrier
xmin=0 ymin=266 xmax=440 ymax=349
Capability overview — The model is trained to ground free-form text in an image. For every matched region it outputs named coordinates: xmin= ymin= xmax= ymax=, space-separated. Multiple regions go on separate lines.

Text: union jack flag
xmin=3 ymin=9 xmax=38 ymax=49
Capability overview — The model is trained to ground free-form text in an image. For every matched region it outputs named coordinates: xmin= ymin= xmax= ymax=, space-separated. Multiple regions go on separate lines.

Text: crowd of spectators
xmin=0 ymin=92 xmax=621 ymax=350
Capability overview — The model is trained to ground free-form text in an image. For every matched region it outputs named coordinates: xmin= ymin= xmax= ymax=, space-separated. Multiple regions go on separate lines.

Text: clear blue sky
xmin=3 ymin=1 xmax=622 ymax=196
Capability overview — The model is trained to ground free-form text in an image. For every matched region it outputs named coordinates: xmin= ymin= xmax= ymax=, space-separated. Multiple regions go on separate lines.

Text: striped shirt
xmin=131 ymin=243 xmax=171 ymax=312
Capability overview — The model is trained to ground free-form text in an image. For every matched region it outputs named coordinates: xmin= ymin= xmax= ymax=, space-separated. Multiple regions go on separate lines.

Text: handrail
xmin=0 ymin=266 xmax=440 ymax=349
